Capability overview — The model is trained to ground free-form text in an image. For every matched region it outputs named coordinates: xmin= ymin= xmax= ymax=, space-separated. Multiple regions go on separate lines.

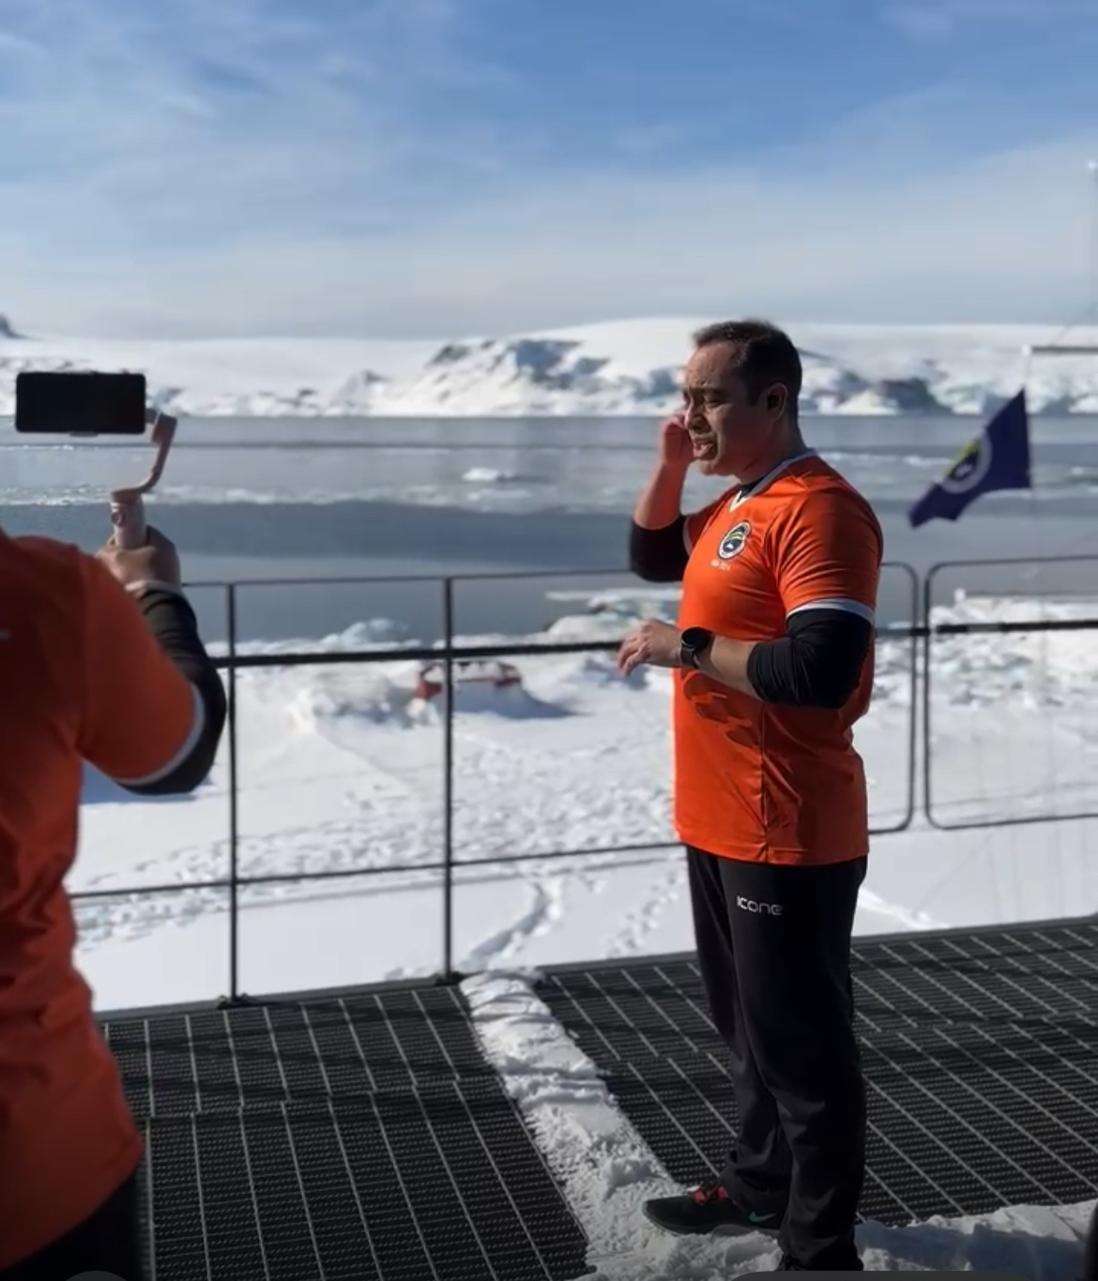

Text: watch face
xmin=681 ymin=629 xmax=711 ymax=669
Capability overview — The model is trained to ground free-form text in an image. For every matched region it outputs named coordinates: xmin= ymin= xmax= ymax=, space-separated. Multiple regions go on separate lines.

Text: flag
xmin=909 ymin=389 xmax=1031 ymax=528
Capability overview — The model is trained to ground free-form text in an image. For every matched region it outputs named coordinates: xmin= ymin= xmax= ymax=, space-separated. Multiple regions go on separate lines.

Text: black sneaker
xmin=643 ymin=1180 xmax=783 ymax=1235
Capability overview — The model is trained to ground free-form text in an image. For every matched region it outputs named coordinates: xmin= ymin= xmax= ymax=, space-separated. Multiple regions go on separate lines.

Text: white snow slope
xmin=3 ymin=317 xmax=1098 ymax=417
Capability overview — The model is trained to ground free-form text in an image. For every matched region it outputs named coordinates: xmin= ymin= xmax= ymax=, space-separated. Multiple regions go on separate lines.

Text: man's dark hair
xmin=692 ymin=319 xmax=802 ymax=423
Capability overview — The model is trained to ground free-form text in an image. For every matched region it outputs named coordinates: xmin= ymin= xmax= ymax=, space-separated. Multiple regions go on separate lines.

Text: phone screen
xmin=14 ymin=371 xmax=146 ymax=434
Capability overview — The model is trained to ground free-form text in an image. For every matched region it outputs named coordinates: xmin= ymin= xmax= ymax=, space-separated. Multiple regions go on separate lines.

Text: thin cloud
xmin=7 ymin=133 xmax=1095 ymax=338
xmin=882 ymin=0 xmax=1095 ymax=37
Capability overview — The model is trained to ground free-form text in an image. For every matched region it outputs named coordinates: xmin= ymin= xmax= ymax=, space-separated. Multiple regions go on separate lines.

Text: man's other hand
xmin=96 ymin=525 xmax=182 ymax=590
xmin=617 ymin=619 xmax=682 ymax=676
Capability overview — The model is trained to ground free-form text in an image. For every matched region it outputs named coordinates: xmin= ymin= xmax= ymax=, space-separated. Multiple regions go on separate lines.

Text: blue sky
xmin=1 ymin=0 xmax=1096 ymax=337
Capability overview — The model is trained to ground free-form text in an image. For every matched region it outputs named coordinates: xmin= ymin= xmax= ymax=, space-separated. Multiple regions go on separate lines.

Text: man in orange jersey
xmin=620 ymin=320 xmax=882 ymax=1272
xmin=0 ymin=523 xmax=225 ymax=1279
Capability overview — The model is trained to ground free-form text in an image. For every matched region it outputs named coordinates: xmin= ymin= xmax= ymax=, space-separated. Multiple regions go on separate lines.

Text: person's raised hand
xmin=95 ymin=525 xmax=182 ymax=591
xmin=659 ymin=413 xmax=693 ymax=471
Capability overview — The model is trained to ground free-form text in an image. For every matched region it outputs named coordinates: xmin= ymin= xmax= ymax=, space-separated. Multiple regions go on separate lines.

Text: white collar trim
xmin=728 ymin=449 xmax=817 ymax=510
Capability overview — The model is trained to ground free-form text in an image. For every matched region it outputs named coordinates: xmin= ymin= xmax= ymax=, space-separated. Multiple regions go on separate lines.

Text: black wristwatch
xmin=679 ymin=626 xmax=714 ymax=670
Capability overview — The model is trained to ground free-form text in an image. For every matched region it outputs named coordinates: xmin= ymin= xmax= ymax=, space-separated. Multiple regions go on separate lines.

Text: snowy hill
xmin=2 ymin=316 xmax=1097 ymax=416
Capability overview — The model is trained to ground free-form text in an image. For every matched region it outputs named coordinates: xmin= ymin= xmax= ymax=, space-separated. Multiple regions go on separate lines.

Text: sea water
xmin=2 ymin=414 xmax=1097 ymax=643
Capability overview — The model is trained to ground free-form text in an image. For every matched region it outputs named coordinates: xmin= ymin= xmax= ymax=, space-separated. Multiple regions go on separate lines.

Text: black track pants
xmin=686 ymin=845 xmax=867 ymax=1271
xmin=0 ymin=1168 xmax=143 ymax=1281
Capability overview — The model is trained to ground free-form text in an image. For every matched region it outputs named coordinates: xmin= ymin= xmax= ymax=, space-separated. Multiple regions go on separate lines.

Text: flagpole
xmin=1088 ymin=160 xmax=1098 ymax=320
xmin=1026 ymin=161 xmax=1098 ymax=356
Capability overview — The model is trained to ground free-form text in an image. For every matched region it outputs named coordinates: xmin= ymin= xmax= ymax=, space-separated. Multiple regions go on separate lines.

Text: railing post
xmin=922 ymin=566 xmax=933 ymax=827
xmin=905 ymin=563 xmax=919 ymax=833
xmin=228 ymin=584 xmax=239 ymax=1003
xmin=443 ymin=578 xmax=455 ymax=981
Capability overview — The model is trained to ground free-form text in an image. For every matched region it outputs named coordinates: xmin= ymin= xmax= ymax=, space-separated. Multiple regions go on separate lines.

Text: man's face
xmin=680 ymin=342 xmax=785 ymax=478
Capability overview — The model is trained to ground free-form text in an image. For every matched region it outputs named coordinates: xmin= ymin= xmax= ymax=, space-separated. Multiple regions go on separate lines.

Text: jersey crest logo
xmin=717 ymin=520 xmax=751 ymax=560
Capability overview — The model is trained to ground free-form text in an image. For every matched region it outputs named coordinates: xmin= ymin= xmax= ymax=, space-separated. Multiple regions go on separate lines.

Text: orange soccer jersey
xmin=0 ymin=530 xmax=200 ymax=1270
xmin=674 ymin=451 xmax=883 ymax=865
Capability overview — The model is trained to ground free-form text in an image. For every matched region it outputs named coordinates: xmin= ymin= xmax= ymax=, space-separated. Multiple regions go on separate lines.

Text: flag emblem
xmin=939 ymin=435 xmax=993 ymax=494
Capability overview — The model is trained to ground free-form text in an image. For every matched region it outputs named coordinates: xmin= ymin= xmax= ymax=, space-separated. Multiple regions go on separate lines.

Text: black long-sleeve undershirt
xmin=123 ymin=587 xmax=227 ymax=795
xmin=747 ymin=609 xmax=872 ymax=710
xmin=629 ymin=515 xmax=688 ymax=582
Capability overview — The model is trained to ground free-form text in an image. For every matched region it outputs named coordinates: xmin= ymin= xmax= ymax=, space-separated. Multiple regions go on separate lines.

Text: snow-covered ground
xmin=4 ymin=316 xmax=1098 ymax=417
xmin=73 ymin=588 xmax=1098 ymax=1012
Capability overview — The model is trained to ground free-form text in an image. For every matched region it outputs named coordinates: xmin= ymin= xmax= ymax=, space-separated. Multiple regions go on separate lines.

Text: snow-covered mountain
xmin=3 ymin=316 xmax=1097 ymax=416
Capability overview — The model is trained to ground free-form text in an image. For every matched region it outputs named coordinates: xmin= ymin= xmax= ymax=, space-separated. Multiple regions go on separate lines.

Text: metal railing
xmin=69 ymin=558 xmax=1098 ymax=1003
xmin=923 ymin=555 xmax=1098 ymax=831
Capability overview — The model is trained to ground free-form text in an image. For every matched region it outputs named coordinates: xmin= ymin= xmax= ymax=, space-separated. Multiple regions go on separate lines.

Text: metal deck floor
xmin=538 ymin=919 xmax=1098 ymax=1226
xmin=97 ymin=919 xmax=1098 ymax=1278
xmin=100 ymin=985 xmax=593 ymax=1281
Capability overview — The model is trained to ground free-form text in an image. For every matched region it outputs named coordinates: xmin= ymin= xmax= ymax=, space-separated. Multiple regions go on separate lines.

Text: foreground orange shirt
xmin=0 ymin=529 xmax=199 ymax=1269
xmin=674 ymin=451 xmax=883 ymax=865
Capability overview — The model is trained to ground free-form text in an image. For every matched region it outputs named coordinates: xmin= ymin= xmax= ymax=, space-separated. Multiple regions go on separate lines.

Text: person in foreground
xmin=0 ymin=523 xmax=226 ymax=1279
xmin=620 ymin=320 xmax=882 ymax=1272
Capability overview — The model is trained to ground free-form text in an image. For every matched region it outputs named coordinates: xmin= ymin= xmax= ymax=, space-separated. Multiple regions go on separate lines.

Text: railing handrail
xmin=184 ymin=556 xmax=918 ymax=591
xmin=200 ymin=617 xmax=1098 ymax=671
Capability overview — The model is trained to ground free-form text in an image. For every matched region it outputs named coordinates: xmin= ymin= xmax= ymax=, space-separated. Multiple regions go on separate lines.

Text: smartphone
xmin=15 ymin=371 xmax=146 ymax=435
